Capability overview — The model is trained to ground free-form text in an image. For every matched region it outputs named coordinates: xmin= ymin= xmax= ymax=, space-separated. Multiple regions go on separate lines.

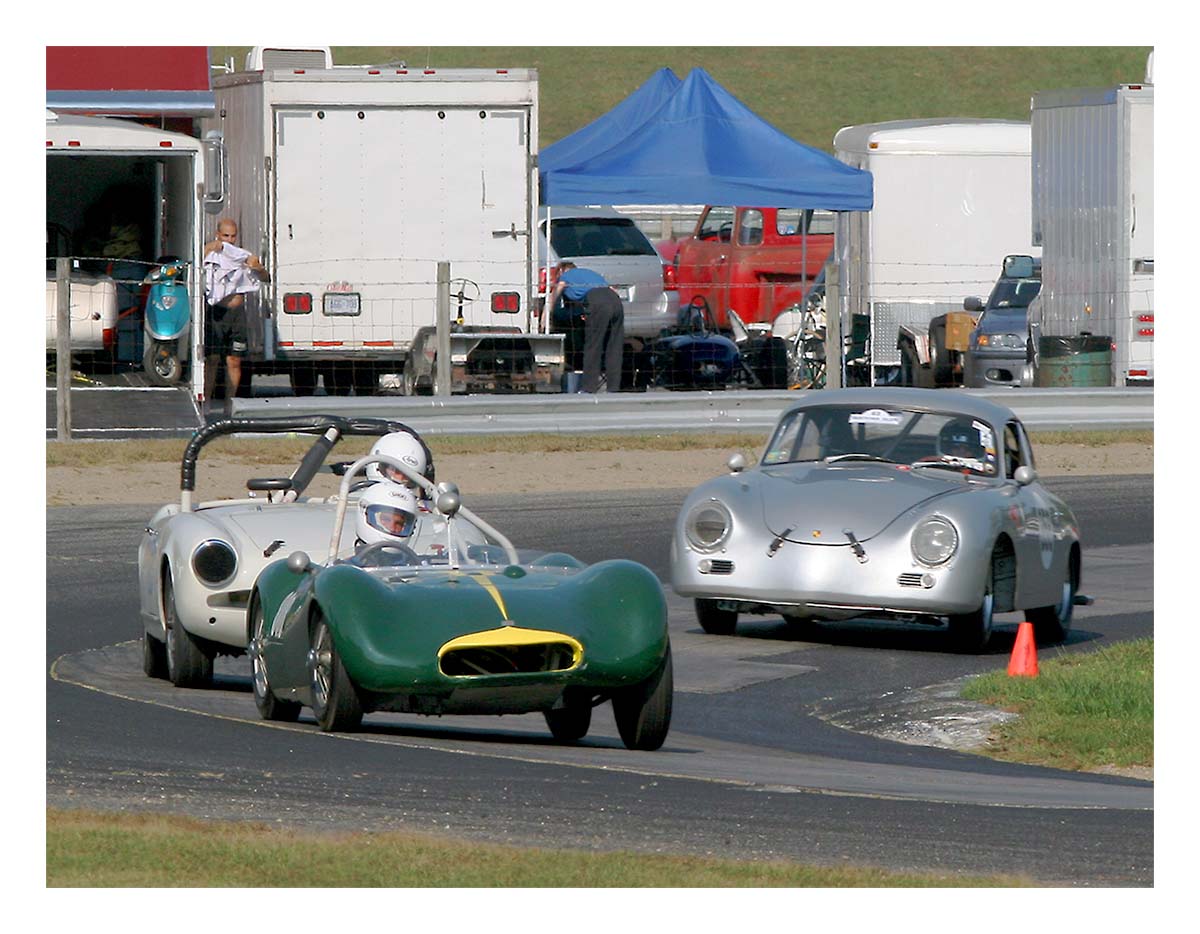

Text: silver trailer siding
xmin=204 ymin=67 xmax=540 ymax=371
xmin=1031 ymin=84 xmax=1154 ymax=384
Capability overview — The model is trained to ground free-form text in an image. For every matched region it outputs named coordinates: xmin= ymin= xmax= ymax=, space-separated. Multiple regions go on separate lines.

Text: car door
xmin=1006 ymin=419 xmax=1064 ymax=608
xmin=680 ymin=206 xmax=735 ymax=317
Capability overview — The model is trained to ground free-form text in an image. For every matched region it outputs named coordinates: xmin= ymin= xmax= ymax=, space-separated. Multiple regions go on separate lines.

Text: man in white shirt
xmin=203 ymin=218 xmax=270 ymax=409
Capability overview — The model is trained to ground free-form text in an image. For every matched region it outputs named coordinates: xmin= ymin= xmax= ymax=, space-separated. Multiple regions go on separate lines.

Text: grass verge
xmin=46 ymin=808 xmax=1023 ymax=887
xmin=960 ymin=639 xmax=1153 ymax=772
xmin=45 ymin=429 xmax=1150 ymax=468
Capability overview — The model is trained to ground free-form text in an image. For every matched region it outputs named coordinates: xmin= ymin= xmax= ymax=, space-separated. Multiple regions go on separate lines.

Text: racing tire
xmin=544 ymin=695 xmax=593 ymax=742
xmin=308 ymin=614 xmax=363 ymax=732
xmin=948 ymin=554 xmax=997 ymax=654
xmin=143 ymin=342 xmax=182 ymax=386
xmin=142 ymin=628 xmax=168 ymax=680
xmin=612 ymin=647 xmax=673 ymax=751
xmin=163 ymin=574 xmax=213 ymax=688
xmin=1028 ymin=551 xmax=1079 ymax=645
xmin=695 ymin=598 xmax=737 ymax=635
xmin=249 ymin=593 xmax=301 ymax=722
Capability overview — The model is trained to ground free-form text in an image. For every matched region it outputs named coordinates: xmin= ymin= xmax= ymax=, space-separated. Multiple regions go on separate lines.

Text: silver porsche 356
xmin=671 ymin=388 xmax=1088 ymax=652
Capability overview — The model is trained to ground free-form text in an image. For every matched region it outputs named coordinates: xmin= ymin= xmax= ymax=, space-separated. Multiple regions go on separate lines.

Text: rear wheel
xmin=249 ymin=593 xmax=301 ymax=722
xmin=612 ymin=647 xmax=673 ymax=751
xmin=695 ymin=598 xmax=737 ymax=635
xmin=1028 ymin=552 xmax=1078 ymax=644
xmin=308 ymin=614 xmax=362 ymax=732
xmin=544 ymin=694 xmax=593 ymax=742
xmin=163 ymin=574 xmax=213 ymax=687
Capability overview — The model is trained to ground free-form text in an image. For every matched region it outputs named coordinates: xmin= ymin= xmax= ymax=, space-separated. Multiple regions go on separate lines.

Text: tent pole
xmin=800 ymin=213 xmax=809 ymax=307
xmin=544 ymin=207 xmax=553 ymax=335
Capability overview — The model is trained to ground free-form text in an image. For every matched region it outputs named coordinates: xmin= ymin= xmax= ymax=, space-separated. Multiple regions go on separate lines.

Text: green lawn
xmin=961 ymin=639 xmax=1153 ymax=772
xmin=209 ymin=46 xmax=1151 ymax=152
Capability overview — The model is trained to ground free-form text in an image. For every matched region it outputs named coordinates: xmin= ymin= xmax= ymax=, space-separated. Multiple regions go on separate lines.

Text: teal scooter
xmin=141 ymin=260 xmax=190 ymax=385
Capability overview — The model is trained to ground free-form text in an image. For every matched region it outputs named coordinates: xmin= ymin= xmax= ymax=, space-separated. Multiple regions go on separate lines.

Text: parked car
xmin=137 ymin=416 xmax=434 ymax=687
xmin=248 ymin=451 xmax=673 ymax=750
xmin=671 ymin=206 xmax=833 ymax=330
xmin=538 ymin=206 xmax=678 ymax=340
xmin=670 ymin=388 xmax=1085 ymax=652
xmin=963 ymin=255 xmax=1042 ymax=388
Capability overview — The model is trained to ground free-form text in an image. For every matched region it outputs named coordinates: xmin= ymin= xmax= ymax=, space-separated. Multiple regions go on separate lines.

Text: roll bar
xmin=328 ymin=454 xmax=519 ymax=568
xmin=179 ymin=415 xmax=434 ymax=511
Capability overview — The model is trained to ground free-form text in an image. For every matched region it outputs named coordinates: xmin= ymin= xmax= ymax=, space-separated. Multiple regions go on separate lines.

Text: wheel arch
xmin=990 ymin=533 xmax=1018 ymax=614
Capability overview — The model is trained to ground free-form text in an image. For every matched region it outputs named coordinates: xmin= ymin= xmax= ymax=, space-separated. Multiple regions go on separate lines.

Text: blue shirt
xmin=559 ymin=267 xmax=608 ymax=302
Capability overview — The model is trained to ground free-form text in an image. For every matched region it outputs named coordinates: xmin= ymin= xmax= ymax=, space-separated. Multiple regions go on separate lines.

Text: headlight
xmin=192 ymin=539 xmax=238 ymax=586
xmin=911 ymin=517 xmax=958 ymax=566
xmin=685 ymin=500 xmax=732 ymax=552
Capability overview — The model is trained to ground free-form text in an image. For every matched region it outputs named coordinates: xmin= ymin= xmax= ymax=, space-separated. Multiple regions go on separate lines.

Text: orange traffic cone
xmin=1007 ymin=621 xmax=1039 ymax=677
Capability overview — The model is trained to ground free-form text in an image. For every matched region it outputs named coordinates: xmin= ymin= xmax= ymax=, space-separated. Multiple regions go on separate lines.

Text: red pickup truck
xmin=665 ymin=206 xmax=834 ymax=330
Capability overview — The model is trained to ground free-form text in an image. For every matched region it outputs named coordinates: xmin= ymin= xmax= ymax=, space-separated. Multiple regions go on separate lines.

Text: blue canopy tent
xmin=540 ymin=67 xmax=873 ymax=210
xmin=540 ymin=67 xmax=681 ymax=178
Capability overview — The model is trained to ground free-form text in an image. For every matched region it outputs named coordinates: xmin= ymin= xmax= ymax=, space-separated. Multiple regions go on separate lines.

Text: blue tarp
xmin=541 ymin=68 xmax=873 ymax=210
xmin=540 ymin=67 xmax=681 ymax=175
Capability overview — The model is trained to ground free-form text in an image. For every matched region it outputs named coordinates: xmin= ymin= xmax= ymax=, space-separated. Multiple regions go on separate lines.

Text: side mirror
xmin=436 ymin=490 xmax=462 ymax=517
xmin=1013 ymin=465 xmax=1038 ymax=486
xmin=963 ymin=296 xmax=985 ymax=313
xmin=727 ymin=452 xmax=747 ymax=474
xmin=286 ymin=550 xmax=312 ymax=573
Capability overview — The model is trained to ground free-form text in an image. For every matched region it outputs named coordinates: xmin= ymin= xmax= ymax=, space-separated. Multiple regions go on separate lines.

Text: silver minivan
xmin=538 ymin=206 xmax=678 ymax=338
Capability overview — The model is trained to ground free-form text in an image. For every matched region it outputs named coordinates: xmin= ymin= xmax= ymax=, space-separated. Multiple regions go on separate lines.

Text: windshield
xmin=548 ymin=218 xmax=657 ymax=258
xmin=762 ymin=405 xmax=1000 ymax=478
xmin=987 ymin=277 xmax=1042 ymax=310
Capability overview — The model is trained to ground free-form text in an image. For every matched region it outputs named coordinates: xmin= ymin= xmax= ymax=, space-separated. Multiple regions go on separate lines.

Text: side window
xmin=698 ymin=206 xmax=735 ymax=241
xmin=738 ymin=209 xmax=764 ymax=246
xmin=1003 ymin=422 xmax=1025 ymax=477
xmin=775 ymin=209 xmax=836 ymax=237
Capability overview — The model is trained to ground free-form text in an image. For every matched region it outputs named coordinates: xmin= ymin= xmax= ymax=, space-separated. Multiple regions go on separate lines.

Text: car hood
xmin=757 ymin=463 xmax=966 ymax=542
xmin=221 ymin=502 xmax=352 ymax=554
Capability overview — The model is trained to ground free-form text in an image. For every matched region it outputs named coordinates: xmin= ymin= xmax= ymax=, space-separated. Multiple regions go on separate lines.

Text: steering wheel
xmin=247 ymin=478 xmax=292 ymax=492
xmin=356 ymin=541 xmax=423 ymax=567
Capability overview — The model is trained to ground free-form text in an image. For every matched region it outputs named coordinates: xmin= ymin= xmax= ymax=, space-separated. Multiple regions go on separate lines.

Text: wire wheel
xmin=307 ymin=615 xmax=362 ymax=732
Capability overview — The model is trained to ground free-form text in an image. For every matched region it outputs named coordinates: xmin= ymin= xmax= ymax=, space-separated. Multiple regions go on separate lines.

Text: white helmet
xmin=355 ymin=483 xmax=419 ymax=546
xmin=365 ymin=431 xmax=428 ymax=487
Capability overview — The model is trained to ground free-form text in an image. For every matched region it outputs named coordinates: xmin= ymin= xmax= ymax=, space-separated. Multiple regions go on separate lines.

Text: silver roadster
xmin=671 ymin=388 xmax=1086 ymax=651
xmin=137 ymin=415 xmax=434 ymax=687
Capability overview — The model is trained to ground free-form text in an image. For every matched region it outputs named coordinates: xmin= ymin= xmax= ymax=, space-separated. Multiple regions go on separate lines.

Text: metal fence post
xmin=825 ymin=261 xmax=842 ymax=389
xmin=435 ymin=262 xmax=451 ymax=397
xmin=56 ymin=257 xmax=72 ymax=440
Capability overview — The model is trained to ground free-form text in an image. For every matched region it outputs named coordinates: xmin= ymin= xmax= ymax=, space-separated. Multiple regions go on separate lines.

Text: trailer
xmin=202 ymin=48 xmax=563 ymax=396
xmin=833 ymin=120 xmax=1038 ymax=385
xmin=45 ymin=111 xmax=209 ymax=392
xmin=1030 ymin=82 xmax=1153 ymax=386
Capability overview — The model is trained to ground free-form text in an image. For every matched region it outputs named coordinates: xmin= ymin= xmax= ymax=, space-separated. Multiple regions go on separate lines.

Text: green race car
xmin=248 ymin=452 xmax=673 ymax=751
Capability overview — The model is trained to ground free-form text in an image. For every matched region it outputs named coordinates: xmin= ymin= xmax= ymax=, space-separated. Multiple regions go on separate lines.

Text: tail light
xmin=283 ymin=293 xmax=312 ymax=314
xmin=662 ymin=262 xmax=678 ymax=291
xmin=491 ymin=292 xmax=520 ymax=313
xmin=537 ymin=266 xmax=559 ymax=295
xmin=102 ymin=328 xmax=115 ymax=350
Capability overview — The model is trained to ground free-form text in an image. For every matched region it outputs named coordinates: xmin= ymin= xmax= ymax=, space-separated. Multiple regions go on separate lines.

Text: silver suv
xmin=538 ymin=206 xmax=678 ymax=338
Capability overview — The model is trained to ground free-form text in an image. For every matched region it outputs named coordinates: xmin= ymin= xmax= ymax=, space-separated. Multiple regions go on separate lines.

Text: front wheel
xmin=143 ymin=341 xmax=182 ymax=385
xmin=249 ymin=594 xmax=301 ymax=722
xmin=142 ymin=627 xmax=167 ymax=679
xmin=948 ymin=557 xmax=996 ymax=654
xmin=163 ymin=574 xmax=213 ymax=687
xmin=695 ymin=598 xmax=737 ymax=635
xmin=612 ymin=647 xmax=673 ymax=751
xmin=1028 ymin=553 xmax=1078 ymax=644
xmin=544 ymin=694 xmax=593 ymax=742
xmin=308 ymin=614 xmax=362 ymax=732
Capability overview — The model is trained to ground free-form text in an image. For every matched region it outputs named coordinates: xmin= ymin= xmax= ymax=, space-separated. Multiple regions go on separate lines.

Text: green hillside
xmin=210 ymin=46 xmax=1151 ymax=151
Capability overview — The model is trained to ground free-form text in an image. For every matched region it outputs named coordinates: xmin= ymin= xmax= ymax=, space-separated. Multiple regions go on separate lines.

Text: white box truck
xmin=833 ymin=119 xmax=1038 ymax=385
xmin=45 ymin=111 xmax=210 ymax=393
xmin=203 ymin=49 xmax=563 ymax=396
xmin=1030 ymin=82 xmax=1153 ymax=386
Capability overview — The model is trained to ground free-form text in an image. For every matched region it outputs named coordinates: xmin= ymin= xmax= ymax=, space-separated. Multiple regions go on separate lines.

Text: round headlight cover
xmin=192 ymin=539 xmax=238 ymax=585
xmin=911 ymin=517 xmax=958 ymax=566
xmin=685 ymin=500 xmax=732 ymax=552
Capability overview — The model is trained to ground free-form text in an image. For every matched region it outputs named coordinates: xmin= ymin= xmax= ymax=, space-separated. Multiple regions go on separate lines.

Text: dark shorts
xmin=205 ymin=302 xmax=250 ymax=358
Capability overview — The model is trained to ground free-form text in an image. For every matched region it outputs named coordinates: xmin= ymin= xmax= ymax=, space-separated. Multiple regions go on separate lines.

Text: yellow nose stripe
xmin=470 ymin=572 xmax=510 ymax=621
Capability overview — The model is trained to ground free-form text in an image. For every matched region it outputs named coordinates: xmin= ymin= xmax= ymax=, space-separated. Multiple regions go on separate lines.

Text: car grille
xmin=897 ymin=573 xmax=926 ymax=588
xmin=707 ymin=560 xmax=735 ymax=575
xmin=440 ymin=641 xmax=578 ymax=677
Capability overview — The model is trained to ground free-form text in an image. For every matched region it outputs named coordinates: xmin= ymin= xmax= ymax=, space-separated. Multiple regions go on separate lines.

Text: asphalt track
xmin=46 ymin=473 xmax=1154 ymax=884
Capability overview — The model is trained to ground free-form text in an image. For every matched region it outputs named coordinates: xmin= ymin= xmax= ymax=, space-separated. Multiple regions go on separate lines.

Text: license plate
xmin=323 ymin=293 xmax=360 ymax=316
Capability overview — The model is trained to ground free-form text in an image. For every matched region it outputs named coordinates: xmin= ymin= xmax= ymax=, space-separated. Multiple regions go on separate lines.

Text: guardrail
xmin=232 ymin=387 xmax=1153 ymax=436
